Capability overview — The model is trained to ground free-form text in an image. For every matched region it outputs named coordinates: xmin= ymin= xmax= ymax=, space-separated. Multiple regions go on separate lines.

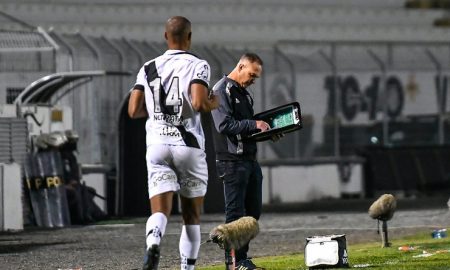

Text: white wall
xmin=262 ymin=163 xmax=363 ymax=204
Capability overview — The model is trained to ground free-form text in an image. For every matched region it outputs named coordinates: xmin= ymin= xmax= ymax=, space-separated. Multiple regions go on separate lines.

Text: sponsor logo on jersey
xmin=196 ymin=65 xmax=209 ymax=80
xmin=160 ymin=126 xmax=181 ymax=137
xmin=153 ymin=114 xmax=183 ymax=124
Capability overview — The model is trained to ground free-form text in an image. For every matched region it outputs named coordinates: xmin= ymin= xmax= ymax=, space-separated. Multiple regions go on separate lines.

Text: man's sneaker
xmin=142 ymin=244 xmax=160 ymax=270
xmin=235 ymin=259 xmax=264 ymax=270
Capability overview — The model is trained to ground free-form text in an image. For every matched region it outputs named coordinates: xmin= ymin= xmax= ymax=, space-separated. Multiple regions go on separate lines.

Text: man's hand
xmin=256 ymin=120 xmax=270 ymax=132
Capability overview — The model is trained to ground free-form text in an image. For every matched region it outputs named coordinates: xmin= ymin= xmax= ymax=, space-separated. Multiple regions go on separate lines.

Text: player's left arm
xmin=190 ymin=61 xmax=219 ymax=112
xmin=191 ymin=83 xmax=219 ymax=112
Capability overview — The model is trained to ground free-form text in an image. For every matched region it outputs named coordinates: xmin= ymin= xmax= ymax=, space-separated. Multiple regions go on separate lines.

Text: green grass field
xmin=198 ymin=229 xmax=450 ymax=270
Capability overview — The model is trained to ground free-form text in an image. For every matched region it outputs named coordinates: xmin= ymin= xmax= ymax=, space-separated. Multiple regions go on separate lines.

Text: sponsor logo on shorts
xmin=180 ymin=178 xmax=202 ymax=189
xmin=152 ymin=173 xmax=177 ymax=187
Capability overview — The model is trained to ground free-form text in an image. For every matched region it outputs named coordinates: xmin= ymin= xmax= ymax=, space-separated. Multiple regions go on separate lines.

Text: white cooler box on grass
xmin=305 ymin=234 xmax=349 ymax=269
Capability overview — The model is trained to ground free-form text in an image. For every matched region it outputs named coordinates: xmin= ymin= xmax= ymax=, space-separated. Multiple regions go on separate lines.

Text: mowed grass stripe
xmin=198 ymin=228 xmax=450 ymax=270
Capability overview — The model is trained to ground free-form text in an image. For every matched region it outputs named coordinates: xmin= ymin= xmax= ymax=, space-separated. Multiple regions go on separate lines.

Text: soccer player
xmin=128 ymin=16 xmax=219 ymax=270
xmin=211 ymin=53 xmax=269 ymax=270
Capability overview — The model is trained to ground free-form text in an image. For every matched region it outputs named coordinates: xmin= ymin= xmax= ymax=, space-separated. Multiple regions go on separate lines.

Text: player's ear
xmin=188 ymin=31 xmax=192 ymax=41
xmin=164 ymin=32 xmax=168 ymax=41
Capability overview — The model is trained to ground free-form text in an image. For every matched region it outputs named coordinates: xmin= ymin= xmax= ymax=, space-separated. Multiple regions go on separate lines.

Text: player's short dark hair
xmin=166 ymin=16 xmax=191 ymax=40
xmin=241 ymin=53 xmax=263 ymax=66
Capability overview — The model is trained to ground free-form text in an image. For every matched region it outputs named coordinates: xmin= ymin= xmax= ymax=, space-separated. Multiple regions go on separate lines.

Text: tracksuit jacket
xmin=211 ymin=76 xmax=260 ymax=160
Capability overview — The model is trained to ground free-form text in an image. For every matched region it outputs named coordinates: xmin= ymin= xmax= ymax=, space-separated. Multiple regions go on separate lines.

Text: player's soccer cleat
xmin=142 ymin=244 xmax=160 ymax=270
xmin=235 ymin=259 xmax=265 ymax=270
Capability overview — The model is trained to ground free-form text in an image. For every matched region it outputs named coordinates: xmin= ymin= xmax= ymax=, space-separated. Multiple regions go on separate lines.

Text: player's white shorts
xmin=146 ymin=144 xmax=208 ymax=199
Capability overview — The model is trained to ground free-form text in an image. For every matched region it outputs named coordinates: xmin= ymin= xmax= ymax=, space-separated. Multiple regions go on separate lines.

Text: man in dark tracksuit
xmin=211 ymin=53 xmax=270 ymax=270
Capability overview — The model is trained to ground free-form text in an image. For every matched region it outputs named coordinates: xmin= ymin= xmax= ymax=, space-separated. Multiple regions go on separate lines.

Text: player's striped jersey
xmin=133 ymin=49 xmax=211 ymax=150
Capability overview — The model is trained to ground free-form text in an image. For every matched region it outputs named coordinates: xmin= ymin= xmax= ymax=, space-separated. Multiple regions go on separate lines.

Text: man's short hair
xmin=166 ymin=16 xmax=191 ymax=40
xmin=240 ymin=53 xmax=263 ymax=66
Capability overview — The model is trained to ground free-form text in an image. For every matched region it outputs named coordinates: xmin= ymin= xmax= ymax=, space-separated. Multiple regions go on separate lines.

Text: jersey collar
xmin=165 ymin=49 xmax=186 ymax=55
xmin=165 ymin=50 xmax=199 ymax=58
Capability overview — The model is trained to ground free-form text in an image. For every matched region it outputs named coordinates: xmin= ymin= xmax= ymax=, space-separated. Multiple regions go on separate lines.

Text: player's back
xmin=139 ymin=50 xmax=211 ymax=149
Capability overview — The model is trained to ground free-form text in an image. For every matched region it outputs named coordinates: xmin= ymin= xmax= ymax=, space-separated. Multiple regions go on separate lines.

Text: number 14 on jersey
xmin=150 ymin=77 xmax=182 ymax=115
